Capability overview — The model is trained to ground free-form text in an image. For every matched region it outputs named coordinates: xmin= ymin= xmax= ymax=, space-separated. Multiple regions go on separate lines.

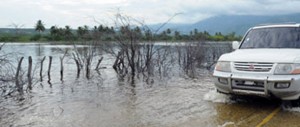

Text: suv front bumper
xmin=213 ymin=71 xmax=300 ymax=100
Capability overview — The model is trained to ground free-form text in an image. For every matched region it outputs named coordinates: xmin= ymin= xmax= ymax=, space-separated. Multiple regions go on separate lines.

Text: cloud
xmin=0 ymin=0 xmax=300 ymax=28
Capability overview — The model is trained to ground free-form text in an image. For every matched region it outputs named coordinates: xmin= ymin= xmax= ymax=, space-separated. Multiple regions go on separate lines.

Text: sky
xmin=1 ymin=0 xmax=300 ymax=28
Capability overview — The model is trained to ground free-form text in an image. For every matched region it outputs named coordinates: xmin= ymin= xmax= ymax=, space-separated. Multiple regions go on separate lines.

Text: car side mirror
xmin=232 ymin=41 xmax=240 ymax=50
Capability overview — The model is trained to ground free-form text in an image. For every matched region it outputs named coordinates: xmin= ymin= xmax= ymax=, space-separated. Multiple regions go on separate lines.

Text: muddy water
xmin=0 ymin=72 xmax=217 ymax=126
xmin=1 ymin=43 xmax=300 ymax=127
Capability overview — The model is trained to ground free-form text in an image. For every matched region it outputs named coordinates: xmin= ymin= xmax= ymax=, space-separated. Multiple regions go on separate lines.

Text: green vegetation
xmin=0 ymin=20 xmax=242 ymax=42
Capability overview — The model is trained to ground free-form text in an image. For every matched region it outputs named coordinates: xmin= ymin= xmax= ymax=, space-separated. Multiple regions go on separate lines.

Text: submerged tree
xmin=98 ymin=13 xmax=186 ymax=84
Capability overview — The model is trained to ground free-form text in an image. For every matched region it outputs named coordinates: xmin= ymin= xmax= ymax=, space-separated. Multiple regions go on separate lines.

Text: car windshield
xmin=240 ymin=27 xmax=300 ymax=49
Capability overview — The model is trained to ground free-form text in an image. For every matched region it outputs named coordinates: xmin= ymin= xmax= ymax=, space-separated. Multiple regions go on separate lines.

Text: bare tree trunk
xmin=157 ymin=50 xmax=162 ymax=79
xmin=113 ymin=51 xmax=121 ymax=71
xmin=95 ymin=57 xmax=103 ymax=70
xmin=131 ymin=51 xmax=136 ymax=85
xmin=40 ymin=56 xmax=46 ymax=81
xmin=15 ymin=57 xmax=24 ymax=94
xmin=48 ymin=56 xmax=52 ymax=83
xmin=177 ymin=46 xmax=182 ymax=66
xmin=27 ymin=56 xmax=32 ymax=90
xmin=59 ymin=50 xmax=68 ymax=81
xmin=85 ymin=55 xmax=92 ymax=79
xmin=131 ymin=45 xmax=136 ymax=78
xmin=86 ymin=57 xmax=91 ymax=79
xmin=60 ymin=56 xmax=64 ymax=81
xmin=72 ymin=53 xmax=81 ymax=78
xmin=74 ymin=59 xmax=81 ymax=78
xmin=145 ymin=44 xmax=153 ymax=77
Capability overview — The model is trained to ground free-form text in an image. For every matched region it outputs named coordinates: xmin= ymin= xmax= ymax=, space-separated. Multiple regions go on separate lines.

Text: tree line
xmin=0 ymin=20 xmax=242 ymax=42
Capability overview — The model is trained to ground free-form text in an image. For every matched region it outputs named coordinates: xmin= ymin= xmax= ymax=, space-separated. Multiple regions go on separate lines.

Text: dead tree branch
xmin=15 ymin=57 xmax=24 ymax=94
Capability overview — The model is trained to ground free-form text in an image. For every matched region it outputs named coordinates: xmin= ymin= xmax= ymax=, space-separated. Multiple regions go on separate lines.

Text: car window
xmin=240 ymin=27 xmax=300 ymax=49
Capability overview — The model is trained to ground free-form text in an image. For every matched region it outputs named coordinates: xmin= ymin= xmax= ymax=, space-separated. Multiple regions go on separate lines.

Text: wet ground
xmin=1 ymin=43 xmax=300 ymax=127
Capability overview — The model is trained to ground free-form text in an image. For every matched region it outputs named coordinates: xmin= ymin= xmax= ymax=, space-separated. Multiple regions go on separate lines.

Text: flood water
xmin=1 ymin=43 xmax=300 ymax=127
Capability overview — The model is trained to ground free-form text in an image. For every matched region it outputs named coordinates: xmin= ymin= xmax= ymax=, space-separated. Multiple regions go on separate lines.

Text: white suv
xmin=213 ymin=23 xmax=300 ymax=100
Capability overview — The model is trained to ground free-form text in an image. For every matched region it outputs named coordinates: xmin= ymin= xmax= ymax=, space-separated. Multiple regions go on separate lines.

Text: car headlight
xmin=274 ymin=63 xmax=300 ymax=75
xmin=215 ymin=61 xmax=231 ymax=72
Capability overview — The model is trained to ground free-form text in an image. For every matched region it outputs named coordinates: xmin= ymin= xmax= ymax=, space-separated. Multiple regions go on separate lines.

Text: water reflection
xmin=213 ymin=97 xmax=280 ymax=127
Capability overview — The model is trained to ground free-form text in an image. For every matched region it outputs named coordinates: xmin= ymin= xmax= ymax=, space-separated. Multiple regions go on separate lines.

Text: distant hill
xmin=151 ymin=13 xmax=300 ymax=35
xmin=0 ymin=28 xmax=50 ymax=35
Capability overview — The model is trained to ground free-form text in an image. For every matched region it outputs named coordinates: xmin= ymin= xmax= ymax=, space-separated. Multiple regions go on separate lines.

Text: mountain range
xmin=151 ymin=13 xmax=300 ymax=35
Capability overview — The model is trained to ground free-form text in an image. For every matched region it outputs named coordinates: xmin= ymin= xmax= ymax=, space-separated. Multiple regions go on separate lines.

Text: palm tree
xmin=35 ymin=20 xmax=45 ymax=34
xmin=77 ymin=25 xmax=89 ymax=40
xmin=64 ymin=25 xmax=73 ymax=40
xmin=35 ymin=20 xmax=45 ymax=53
xmin=166 ymin=28 xmax=171 ymax=35
xmin=50 ymin=26 xmax=59 ymax=40
xmin=77 ymin=26 xmax=84 ymax=38
xmin=50 ymin=26 xmax=58 ymax=36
